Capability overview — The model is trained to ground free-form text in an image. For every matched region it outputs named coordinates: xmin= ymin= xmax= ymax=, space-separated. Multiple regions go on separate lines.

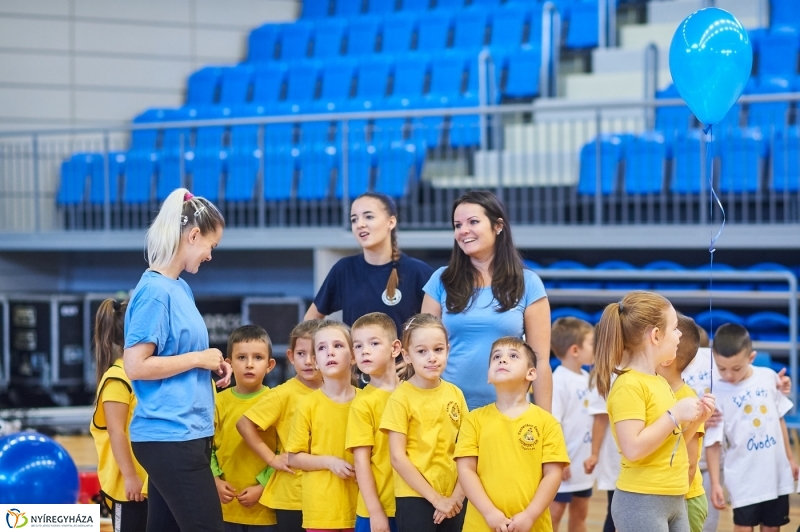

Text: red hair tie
xmin=184 ymin=192 xmax=194 ymax=201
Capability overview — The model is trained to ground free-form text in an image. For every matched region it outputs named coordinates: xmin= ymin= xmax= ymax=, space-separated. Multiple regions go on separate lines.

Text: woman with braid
xmin=305 ymin=192 xmax=433 ymax=337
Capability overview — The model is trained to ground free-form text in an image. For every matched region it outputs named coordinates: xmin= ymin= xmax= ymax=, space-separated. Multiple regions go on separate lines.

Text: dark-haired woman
xmin=305 ymin=192 xmax=433 ymax=336
xmin=421 ymin=190 xmax=552 ymax=411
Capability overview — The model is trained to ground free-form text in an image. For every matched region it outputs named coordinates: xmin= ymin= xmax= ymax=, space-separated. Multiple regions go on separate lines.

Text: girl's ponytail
xmin=94 ymin=298 xmax=127 ymax=385
xmin=594 ymin=290 xmax=672 ymax=398
xmin=145 ymin=188 xmax=225 ymax=271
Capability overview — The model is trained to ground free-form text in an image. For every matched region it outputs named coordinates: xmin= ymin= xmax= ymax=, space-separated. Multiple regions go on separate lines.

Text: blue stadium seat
xmin=401 ymin=0 xmax=430 ymax=11
xmin=550 ymin=307 xmax=594 ymax=323
xmin=718 ymin=127 xmax=765 ymax=193
xmin=193 ymin=107 xmax=231 ymax=202
xmin=285 ymin=60 xmax=322 ymax=104
xmin=347 ymin=16 xmax=380 ymax=56
xmin=416 ymin=10 xmax=452 ymax=51
xmin=759 ymin=29 xmax=799 ymax=77
xmin=752 ymin=351 xmax=774 ymax=367
xmin=157 ymin=108 xmax=198 ymax=201
xmin=124 ymin=109 xmax=170 ymax=204
xmin=747 ymin=262 xmax=792 ymax=291
xmin=696 ymin=262 xmax=754 ymax=291
xmin=248 ymin=24 xmax=280 ymax=62
xmin=578 ymin=135 xmax=624 ymax=195
xmin=713 ymin=103 xmax=741 ymax=136
xmin=297 ymin=144 xmax=337 ymax=200
xmin=771 ymin=0 xmax=800 ymax=30
xmin=427 ymin=51 xmax=467 ymax=105
xmin=436 ymin=0 xmax=464 ymax=8
xmin=366 ymin=0 xmax=397 ymax=15
xmin=390 ymin=53 xmax=430 ymax=100
xmin=655 ymin=84 xmax=693 ymax=137
xmin=595 ymin=260 xmax=650 ymax=290
xmin=353 ymin=55 xmax=393 ymax=109
xmin=336 ymin=143 xmax=374 ymax=199
xmin=226 ymin=105 xmax=267 ymax=202
xmin=624 ymin=132 xmax=666 ymax=195
xmin=219 ymin=65 xmax=254 ymax=105
xmin=375 ymin=141 xmax=422 ymax=197
xmin=548 ymin=260 xmax=602 ymax=289
xmin=670 ymin=129 xmax=703 ymax=194
xmin=528 ymin=3 xmax=545 ymax=47
xmin=89 ymin=152 xmax=125 ymax=205
xmin=187 ymin=67 xmax=222 ymax=105
xmin=452 ymin=7 xmax=489 ymax=51
xmin=694 ymin=309 xmax=744 ymax=334
xmin=746 ymin=311 xmax=790 ymax=341
xmin=58 ymin=155 xmax=91 ymax=205
xmin=381 ymin=12 xmax=416 ymax=53
xmin=490 ymin=4 xmax=529 ymax=49
xmin=748 ymin=77 xmax=791 ymax=136
xmin=279 ymin=21 xmax=314 ymax=60
xmin=264 ymin=147 xmax=298 ymax=201
xmin=252 ymin=63 xmax=287 ymax=104
xmin=302 ymin=0 xmax=331 ymax=18
xmin=471 ymin=0 xmax=501 ymax=6
xmin=503 ymin=46 xmax=541 ymax=98
xmin=315 ymin=57 xmax=357 ymax=114
xmin=334 ymin=0 xmax=364 ymax=17
xmin=566 ymin=2 xmax=598 ymax=49
xmin=643 ymin=260 xmax=702 ymax=290
xmin=313 ymin=17 xmax=347 ymax=57
xmin=773 ymin=126 xmax=800 ymax=192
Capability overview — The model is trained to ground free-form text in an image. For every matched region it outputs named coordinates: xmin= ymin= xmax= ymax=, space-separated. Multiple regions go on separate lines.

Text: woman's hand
xmin=195 ymin=348 xmax=225 ymax=371
xmin=215 ymin=360 xmax=232 ymax=389
xmin=123 ymin=474 xmax=145 ymax=502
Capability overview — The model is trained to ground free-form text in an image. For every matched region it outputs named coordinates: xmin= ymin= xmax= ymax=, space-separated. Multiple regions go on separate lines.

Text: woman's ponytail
xmin=94 ymin=298 xmax=127 ymax=385
xmin=356 ymin=192 xmax=400 ymax=300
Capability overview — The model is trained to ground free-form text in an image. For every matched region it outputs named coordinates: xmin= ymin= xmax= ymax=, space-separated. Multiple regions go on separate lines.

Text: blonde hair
xmin=551 ymin=317 xmax=594 ymax=360
xmin=400 ymin=313 xmax=448 ymax=380
xmin=490 ymin=336 xmax=537 ymax=368
xmin=352 ymin=312 xmax=398 ymax=342
xmin=146 ymin=188 xmax=225 ymax=271
xmin=290 ymin=319 xmax=322 ymax=352
xmin=594 ymin=291 xmax=672 ymax=398
xmin=313 ymin=319 xmax=355 ymax=384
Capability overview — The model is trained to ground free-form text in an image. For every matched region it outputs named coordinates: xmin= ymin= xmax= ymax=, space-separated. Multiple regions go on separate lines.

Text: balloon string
xmin=705 ymin=124 xmax=725 ymax=394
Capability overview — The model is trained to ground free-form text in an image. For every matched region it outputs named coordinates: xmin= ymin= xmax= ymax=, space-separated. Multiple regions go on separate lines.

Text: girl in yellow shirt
xmin=380 ymin=313 xmax=468 ymax=532
xmin=286 ymin=320 xmax=359 ymax=532
xmin=594 ymin=291 xmax=715 ymax=532
xmin=89 ymin=299 xmax=148 ymax=532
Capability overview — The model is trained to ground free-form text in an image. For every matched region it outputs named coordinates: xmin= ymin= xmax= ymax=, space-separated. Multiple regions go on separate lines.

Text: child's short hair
xmin=697 ymin=324 xmax=710 ymax=348
xmin=227 ymin=324 xmax=272 ymax=359
xmin=352 ymin=312 xmax=398 ymax=342
xmin=674 ymin=313 xmax=701 ymax=372
xmin=289 ymin=319 xmax=322 ymax=352
xmin=712 ymin=323 xmax=752 ymax=358
xmin=550 ymin=317 xmax=593 ymax=360
xmin=400 ymin=313 xmax=448 ymax=380
xmin=313 ymin=319 xmax=353 ymax=350
xmin=490 ymin=336 xmax=537 ymax=368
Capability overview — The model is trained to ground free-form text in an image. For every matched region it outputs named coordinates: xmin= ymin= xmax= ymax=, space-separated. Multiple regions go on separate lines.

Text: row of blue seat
xmin=770 ymin=0 xmax=800 ymax=31
xmin=249 ymin=4 xmax=549 ymax=63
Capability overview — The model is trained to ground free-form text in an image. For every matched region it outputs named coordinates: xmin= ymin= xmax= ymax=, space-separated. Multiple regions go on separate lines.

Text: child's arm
xmin=236 ymin=416 xmax=293 ymax=474
xmin=287 ymin=452 xmax=354 ymax=479
xmin=686 ymin=435 xmax=699 ymax=487
xmin=584 ymin=413 xmax=608 ymax=474
xmin=353 ymin=447 xmax=391 ymax=532
xmin=387 ymin=431 xmax=460 ymax=519
xmin=235 ymin=484 xmax=265 ymax=508
xmin=456 ymin=457 xmax=511 ymax=531
xmin=508 ymin=462 xmax=566 ymax=532
xmin=780 ymin=417 xmax=799 ymax=481
xmin=104 ymin=401 xmax=145 ymax=502
xmin=706 ymin=442 xmax=725 ymax=510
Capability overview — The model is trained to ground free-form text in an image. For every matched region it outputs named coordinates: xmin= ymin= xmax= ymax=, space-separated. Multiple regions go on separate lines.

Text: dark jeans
xmin=132 ymin=437 xmax=224 ymax=532
xmin=396 ymin=497 xmax=465 ymax=532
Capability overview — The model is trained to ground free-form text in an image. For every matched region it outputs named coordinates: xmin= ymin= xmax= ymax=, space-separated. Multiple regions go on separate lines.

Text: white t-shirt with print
xmin=552 ymin=365 xmax=595 ymax=492
xmin=705 ymin=365 xmax=795 ymax=508
xmin=681 ymin=347 xmax=718 ymax=468
xmin=586 ymin=385 xmax=621 ymax=491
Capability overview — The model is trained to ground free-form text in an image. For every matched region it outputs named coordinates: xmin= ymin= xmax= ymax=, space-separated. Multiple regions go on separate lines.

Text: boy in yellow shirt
xmin=455 ymin=336 xmax=570 ymax=532
xmin=654 ymin=314 xmax=707 ymax=532
xmin=237 ymin=320 xmax=323 ymax=532
xmin=346 ymin=313 xmax=402 ymax=532
xmin=211 ymin=325 xmax=277 ymax=532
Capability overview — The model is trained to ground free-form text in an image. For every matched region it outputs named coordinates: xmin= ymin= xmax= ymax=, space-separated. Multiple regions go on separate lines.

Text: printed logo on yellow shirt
xmin=517 ymin=424 xmax=540 ymax=451
xmin=446 ymin=401 xmax=461 ymax=425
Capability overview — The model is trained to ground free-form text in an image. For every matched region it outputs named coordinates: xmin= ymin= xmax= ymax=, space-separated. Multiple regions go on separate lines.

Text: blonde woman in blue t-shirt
xmin=123 ymin=188 xmax=231 ymax=532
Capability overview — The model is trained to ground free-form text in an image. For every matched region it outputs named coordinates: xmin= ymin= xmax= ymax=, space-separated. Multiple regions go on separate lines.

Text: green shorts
xmin=686 ymin=494 xmax=709 ymax=532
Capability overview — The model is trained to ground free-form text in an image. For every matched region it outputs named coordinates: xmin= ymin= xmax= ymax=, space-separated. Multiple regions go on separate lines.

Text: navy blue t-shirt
xmin=314 ymin=253 xmax=434 ymax=334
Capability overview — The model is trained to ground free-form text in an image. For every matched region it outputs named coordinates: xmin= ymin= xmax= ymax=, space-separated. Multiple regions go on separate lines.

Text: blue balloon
xmin=0 ymin=432 xmax=79 ymax=504
xmin=669 ymin=8 xmax=753 ymax=126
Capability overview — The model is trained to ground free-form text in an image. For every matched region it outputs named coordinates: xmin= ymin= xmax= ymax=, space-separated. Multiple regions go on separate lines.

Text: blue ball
xmin=0 ymin=432 xmax=79 ymax=504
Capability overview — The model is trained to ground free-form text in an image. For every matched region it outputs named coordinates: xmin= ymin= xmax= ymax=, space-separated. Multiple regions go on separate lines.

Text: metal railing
xmin=2 ymin=92 xmax=800 ymax=233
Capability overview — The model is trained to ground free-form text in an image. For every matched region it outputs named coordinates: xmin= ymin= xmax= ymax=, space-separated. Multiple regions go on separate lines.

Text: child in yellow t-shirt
xmin=655 ymin=314 xmax=707 ymax=532
xmin=346 ymin=312 xmax=403 ymax=532
xmin=211 ymin=325 xmax=277 ymax=531
xmin=286 ymin=320 xmax=360 ymax=532
xmin=379 ymin=313 xmax=468 ymax=532
xmin=594 ymin=291 xmax=715 ymax=532
xmin=455 ymin=336 xmax=569 ymax=532
xmin=90 ymin=299 xmax=148 ymax=532
xmin=238 ymin=320 xmax=323 ymax=532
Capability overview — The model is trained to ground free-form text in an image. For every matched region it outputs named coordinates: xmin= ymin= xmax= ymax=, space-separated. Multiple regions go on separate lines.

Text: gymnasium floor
xmin=56 ymin=435 xmax=800 ymax=532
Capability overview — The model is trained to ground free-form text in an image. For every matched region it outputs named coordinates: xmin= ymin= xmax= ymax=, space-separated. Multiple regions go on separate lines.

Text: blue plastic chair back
xmin=760 ymin=29 xmax=799 ymax=77
xmin=417 ymin=10 xmax=452 ymax=51
xmin=747 ymin=311 xmax=790 ymax=341
xmin=264 ymin=147 xmax=298 ymax=201
xmin=471 ymin=0 xmax=501 ymax=6
xmin=248 ymin=24 xmax=280 ymax=62
xmin=286 ymin=60 xmax=321 ymax=103
xmin=670 ymin=129 xmax=703 ymax=194
xmin=747 ymin=262 xmax=792 ymax=291
xmin=375 ymin=141 xmax=421 ymax=197
xmin=302 ymin=0 xmax=331 ymax=18
xmin=57 ymin=158 xmax=85 ymax=205
xmin=624 ymin=132 xmax=666 ymax=195
xmin=550 ymin=307 xmax=594 ymax=323
xmin=89 ymin=152 xmax=124 ymax=205
xmin=429 ymin=52 xmax=467 ymax=100
xmin=187 ymin=67 xmax=222 ymax=105
xmin=548 ymin=260 xmax=602 ymax=289
xmin=252 ymin=63 xmax=287 ymax=104
xmin=320 ymin=58 xmax=357 ymax=103
xmin=297 ymin=144 xmax=337 ymax=200
xmin=694 ymin=309 xmax=744 ymax=333
xmin=773 ymin=126 xmax=800 ymax=192
xmin=335 ymin=0 xmax=364 ymax=16
xmin=366 ymin=0 xmax=397 ymax=14
xmin=655 ymin=84 xmax=693 ymax=137
xmin=643 ymin=260 xmax=701 ymax=289
xmin=355 ymin=56 xmax=393 ymax=101
xmin=347 ymin=16 xmax=381 ymax=56
xmin=436 ymin=0 xmax=464 ymax=8
xmin=490 ymin=4 xmax=529 ymax=49
xmin=336 ymin=143 xmax=374 ymax=199
xmin=219 ymin=65 xmax=254 ymax=105
xmin=718 ymin=127 xmax=764 ymax=193
xmin=504 ymin=46 xmax=541 ymax=98
xmin=748 ymin=77 xmax=791 ymax=136
xmin=392 ymin=53 xmax=430 ymax=98
xmin=696 ymin=262 xmax=754 ymax=291
xmin=565 ymin=2 xmax=598 ymax=48
xmin=752 ymin=351 xmax=774 ymax=367
xmin=595 ymin=260 xmax=650 ymax=289
xmin=401 ymin=0 xmax=430 ymax=11
xmin=313 ymin=18 xmax=347 ymax=57
xmin=280 ymin=21 xmax=314 ymax=60
xmin=578 ymin=135 xmax=623 ymax=195
xmin=771 ymin=0 xmax=800 ymax=29
xmin=453 ymin=8 xmax=489 ymax=51
xmin=382 ymin=13 xmax=416 ymax=53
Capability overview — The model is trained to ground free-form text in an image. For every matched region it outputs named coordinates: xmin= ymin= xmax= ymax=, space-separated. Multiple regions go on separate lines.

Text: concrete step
xmin=563 ymin=70 xmax=672 ymax=100
xmin=620 ymin=22 xmax=678 ymax=50
xmin=592 ymin=47 xmax=670 ymax=74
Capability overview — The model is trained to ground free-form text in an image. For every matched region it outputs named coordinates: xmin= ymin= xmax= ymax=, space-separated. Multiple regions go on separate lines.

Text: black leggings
xmin=604 ymin=490 xmax=616 ymax=532
xmin=109 ymin=499 xmax=148 ymax=532
xmin=274 ymin=510 xmax=303 ymax=532
xmin=396 ymin=497 xmax=465 ymax=532
xmin=132 ymin=437 xmax=224 ymax=532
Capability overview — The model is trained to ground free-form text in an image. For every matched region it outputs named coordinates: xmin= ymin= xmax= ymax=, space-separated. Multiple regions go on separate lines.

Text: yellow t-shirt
xmin=607 ymin=369 xmax=689 ymax=496
xmin=90 ymin=360 xmax=148 ymax=503
xmin=675 ymin=383 xmax=705 ymax=500
xmin=345 ymin=384 xmax=395 ymax=518
xmin=243 ymin=377 xmax=315 ymax=511
xmin=455 ymin=403 xmax=570 ymax=532
xmin=285 ymin=387 xmax=359 ymax=529
xmin=213 ymin=387 xmax=277 ymax=525
xmin=379 ymin=380 xmax=467 ymax=499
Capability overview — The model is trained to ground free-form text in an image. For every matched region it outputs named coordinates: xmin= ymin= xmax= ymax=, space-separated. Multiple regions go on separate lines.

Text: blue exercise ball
xmin=0 ymin=432 xmax=79 ymax=504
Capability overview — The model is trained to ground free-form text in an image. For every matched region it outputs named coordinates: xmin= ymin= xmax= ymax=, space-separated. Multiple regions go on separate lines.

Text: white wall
xmin=0 ymin=0 xmax=298 ymax=132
